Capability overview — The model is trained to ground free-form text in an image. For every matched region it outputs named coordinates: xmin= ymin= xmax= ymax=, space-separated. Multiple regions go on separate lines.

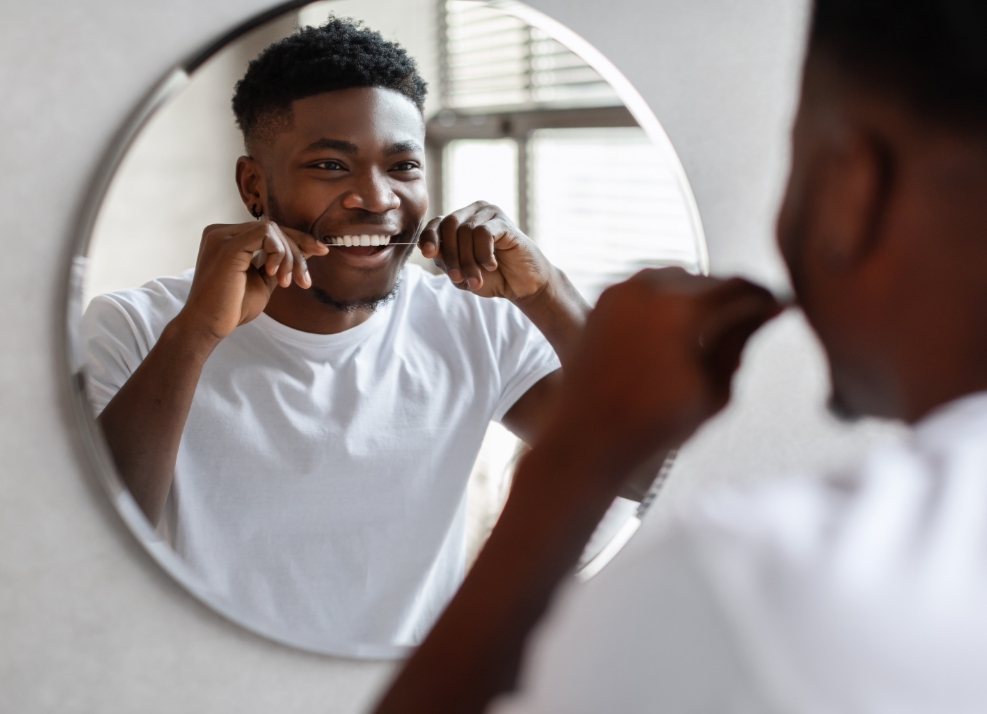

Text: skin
xmin=99 ymin=86 xmax=592 ymax=524
xmin=372 ymin=50 xmax=987 ymax=714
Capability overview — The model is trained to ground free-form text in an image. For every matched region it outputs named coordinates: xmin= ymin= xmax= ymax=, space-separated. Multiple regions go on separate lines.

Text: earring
xmin=250 ymin=205 xmax=263 ymax=219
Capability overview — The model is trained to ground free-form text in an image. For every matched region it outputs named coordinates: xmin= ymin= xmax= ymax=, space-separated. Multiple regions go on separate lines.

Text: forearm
xmin=374 ymin=428 xmax=642 ymax=714
xmin=97 ymin=313 xmax=218 ymax=524
xmin=513 ymin=267 xmax=589 ymax=371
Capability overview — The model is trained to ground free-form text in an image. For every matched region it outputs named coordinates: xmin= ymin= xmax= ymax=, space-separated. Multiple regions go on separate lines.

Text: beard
xmin=311 ymin=279 xmax=401 ymax=314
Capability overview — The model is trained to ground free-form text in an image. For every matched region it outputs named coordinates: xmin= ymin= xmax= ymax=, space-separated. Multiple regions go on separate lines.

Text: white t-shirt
xmin=81 ymin=264 xmax=560 ymax=655
xmin=493 ymin=391 xmax=987 ymax=714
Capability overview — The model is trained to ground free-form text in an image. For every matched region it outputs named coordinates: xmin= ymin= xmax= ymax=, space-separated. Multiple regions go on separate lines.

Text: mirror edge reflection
xmin=61 ymin=0 xmax=707 ymax=659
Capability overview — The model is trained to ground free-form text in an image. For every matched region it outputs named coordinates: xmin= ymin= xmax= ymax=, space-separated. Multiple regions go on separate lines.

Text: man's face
xmin=775 ymin=57 xmax=891 ymax=419
xmin=251 ymin=87 xmax=428 ymax=310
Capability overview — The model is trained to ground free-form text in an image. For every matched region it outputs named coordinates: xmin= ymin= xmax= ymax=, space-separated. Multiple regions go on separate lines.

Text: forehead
xmin=281 ymin=86 xmax=424 ymax=150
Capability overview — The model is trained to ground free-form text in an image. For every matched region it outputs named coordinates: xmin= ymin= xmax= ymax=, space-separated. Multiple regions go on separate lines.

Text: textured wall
xmin=0 ymin=1 xmax=901 ymax=712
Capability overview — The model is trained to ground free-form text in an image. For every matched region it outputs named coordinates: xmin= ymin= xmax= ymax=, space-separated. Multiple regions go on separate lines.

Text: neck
xmin=899 ymin=362 xmax=987 ymax=424
xmin=263 ymin=284 xmax=376 ymax=335
xmin=890 ymin=284 xmax=987 ymax=423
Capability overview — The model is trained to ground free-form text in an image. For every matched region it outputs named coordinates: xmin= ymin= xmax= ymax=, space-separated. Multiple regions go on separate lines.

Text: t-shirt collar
xmin=246 ymin=289 xmax=396 ymax=351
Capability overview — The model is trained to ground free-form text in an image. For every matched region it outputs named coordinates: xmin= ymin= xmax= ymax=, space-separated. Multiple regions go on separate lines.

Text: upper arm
xmin=81 ymin=296 xmax=146 ymax=414
xmin=501 ymin=368 xmax=563 ymax=445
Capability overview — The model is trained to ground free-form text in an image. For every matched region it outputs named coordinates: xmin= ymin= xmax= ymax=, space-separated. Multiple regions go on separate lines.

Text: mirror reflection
xmin=76 ymin=0 xmax=705 ymax=656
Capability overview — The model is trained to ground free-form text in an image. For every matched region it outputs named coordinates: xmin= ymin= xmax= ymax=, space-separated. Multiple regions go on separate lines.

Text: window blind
xmin=440 ymin=0 xmax=620 ymax=111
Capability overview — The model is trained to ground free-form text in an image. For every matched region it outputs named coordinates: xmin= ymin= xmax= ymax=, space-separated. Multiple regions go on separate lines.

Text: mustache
xmin=307 ymin=204 xmax=394 ymax=239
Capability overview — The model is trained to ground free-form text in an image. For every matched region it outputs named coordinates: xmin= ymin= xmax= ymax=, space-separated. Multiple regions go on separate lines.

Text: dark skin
xmin=98 ymin=87 xmax=593 ymax=524
xmin=372 ymin=51 xmax=987 ymax=714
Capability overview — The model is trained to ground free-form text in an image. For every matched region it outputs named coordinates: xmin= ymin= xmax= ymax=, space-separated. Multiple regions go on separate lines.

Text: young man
xmin=375 ymin=0 xmax=987 ymax=711
xmin=82 ymin=19 xmax=588 ymax=650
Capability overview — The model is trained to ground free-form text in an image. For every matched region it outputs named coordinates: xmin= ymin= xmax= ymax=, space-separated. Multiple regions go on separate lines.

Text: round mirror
xmin=66 ymin=0 xmax=706 ymax=658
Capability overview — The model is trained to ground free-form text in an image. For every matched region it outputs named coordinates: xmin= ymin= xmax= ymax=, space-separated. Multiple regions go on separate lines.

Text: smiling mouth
xmin=323 ymin=233 xmax=398 ymax=247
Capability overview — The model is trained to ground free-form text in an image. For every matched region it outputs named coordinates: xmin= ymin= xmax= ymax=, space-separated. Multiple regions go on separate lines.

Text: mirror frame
xmin=62 ymin=0 xmax=708 ymax=658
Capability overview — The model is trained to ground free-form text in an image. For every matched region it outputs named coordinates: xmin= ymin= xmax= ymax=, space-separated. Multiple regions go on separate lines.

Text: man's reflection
xmin=81 ymin=18 xmax=589 ymax=649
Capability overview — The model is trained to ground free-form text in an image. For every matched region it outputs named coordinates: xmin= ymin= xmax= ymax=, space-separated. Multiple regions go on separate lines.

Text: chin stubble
xmin=311 ymin=278 xmax=402 ymax=314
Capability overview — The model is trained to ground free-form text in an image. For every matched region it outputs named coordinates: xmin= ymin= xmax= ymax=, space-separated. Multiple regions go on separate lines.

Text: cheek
xmin=401 ymin=181 xmax=429 ymax=218
xmin=776 ymin=168 xmax=812 ymax=299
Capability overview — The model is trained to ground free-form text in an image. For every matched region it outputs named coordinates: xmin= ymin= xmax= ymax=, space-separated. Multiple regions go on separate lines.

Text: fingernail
xmin=467 ymin=277 xmax=479 ymax=290
xmin=304 ymin=270 xmax=311 ymax=284
xmin=449 ymin=269 xmax=463 ymax=282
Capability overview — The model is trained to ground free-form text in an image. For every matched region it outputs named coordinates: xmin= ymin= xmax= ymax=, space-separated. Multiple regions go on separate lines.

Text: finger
xmin=270 ymin=224 xmax=294 ymax=288
xmin=258 ymin=223 xmax=290 ymax=285
xmin=704 ymin=277 xmax=778 ymax=311
xmin=441 ymin=203 xmax=494 ymax=282
xmin=698 ymin=293 xmax=782 ymax=386
xmin=201 ymin=222 xmax=263 ymax=262
xmin=439 ymin=214 xmax=465 ymax=284
xmin=457 ymin=219 xmax=482 ymax=290
xmin=221 ymin=223 xmax=285 ymax=276
xmin=285 ymin=235 xmax=311 ymax=289
xmin=473 ymin=219 xmax=507 ymax=272
xmin=279 ymin=224 xmax=329 ymax=259
xmin=261 ymin=231 xmax=287 ymax=279
xmin=418 ymin=216 xmax=443 ymax=259
xmin=203 ymin=222 xmax=259 ymax=240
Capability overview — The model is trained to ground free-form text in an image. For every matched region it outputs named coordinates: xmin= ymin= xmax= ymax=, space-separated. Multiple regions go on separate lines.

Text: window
xmin=440 ymin=0 xmax=619 ymax=111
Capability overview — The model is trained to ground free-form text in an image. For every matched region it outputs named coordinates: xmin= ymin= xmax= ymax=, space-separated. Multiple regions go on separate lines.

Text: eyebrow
xmin=302 ymin=138 xmax=359 ymax=155
xmin=384 ymin=140 xmax=424 ymax=156
xmin=301 ymin=138 xmax=424 ymax=157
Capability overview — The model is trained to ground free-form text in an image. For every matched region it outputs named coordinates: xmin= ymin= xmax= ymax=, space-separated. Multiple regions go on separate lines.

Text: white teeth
xmin=330 ymin=234 xmax=395 ymax=247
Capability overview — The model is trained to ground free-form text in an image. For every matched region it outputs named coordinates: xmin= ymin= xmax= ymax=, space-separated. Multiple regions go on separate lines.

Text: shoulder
xmin=398 ymin=263 xmax=534 ymax=330
xmin=82 ymin=269 xmax=193 ymax=343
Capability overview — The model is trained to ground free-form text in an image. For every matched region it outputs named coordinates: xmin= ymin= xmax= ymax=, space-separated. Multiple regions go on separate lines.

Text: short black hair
xmin=810 ymin=0 xmax=987 ymax=128
xmin=232 ymin=17 xmax=428 ymax=146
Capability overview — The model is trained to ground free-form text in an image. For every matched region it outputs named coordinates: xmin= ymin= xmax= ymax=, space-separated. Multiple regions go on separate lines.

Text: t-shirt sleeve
xmin=80 ymin=295 xmax=149 ymax=415
xmin=490 ymin=305 xmax=562 ymax=423
xmin=487 ymin=531 xmax=778 ymax=714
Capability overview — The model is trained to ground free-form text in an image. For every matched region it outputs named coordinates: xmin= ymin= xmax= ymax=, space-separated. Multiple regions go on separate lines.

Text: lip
xmin=330 ymin=243 xmax=398 ymax=267
xmin=316 ymin=226 xmax=413 ymax=268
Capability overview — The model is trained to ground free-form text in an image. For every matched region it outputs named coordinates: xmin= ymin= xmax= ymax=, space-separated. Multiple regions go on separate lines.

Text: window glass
xmin=530 ymin=127 xmax=701 ymax=303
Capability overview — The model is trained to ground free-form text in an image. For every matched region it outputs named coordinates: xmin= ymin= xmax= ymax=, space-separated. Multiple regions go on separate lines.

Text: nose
xmin=341 ymin=169 xmax=400 ymax=213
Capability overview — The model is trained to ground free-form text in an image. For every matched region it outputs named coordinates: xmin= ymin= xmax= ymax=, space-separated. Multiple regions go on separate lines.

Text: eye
xmin=312 ymin=159 xmax=347 ymax=171
xmin=391 ymin=161 xmax=421 ymax=172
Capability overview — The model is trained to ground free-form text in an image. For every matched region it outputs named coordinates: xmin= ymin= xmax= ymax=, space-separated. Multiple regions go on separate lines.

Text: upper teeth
xmin=330 ymin=234 xmax=392 ymax=247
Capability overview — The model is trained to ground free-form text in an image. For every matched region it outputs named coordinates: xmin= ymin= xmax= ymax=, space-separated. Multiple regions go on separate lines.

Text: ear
xmin=813 ymin=130 xmax=894 ymax=270
xmin=235 ymin=155 xmax=266 ymax=217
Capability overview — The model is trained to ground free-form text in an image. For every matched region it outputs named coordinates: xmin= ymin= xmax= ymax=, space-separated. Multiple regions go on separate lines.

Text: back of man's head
xmin=810 ymin=0 xmax=987 ymax=130
xmin=232 ymin=17 xmax=427 ymax=150
xmin=779 ymin=0 xmax=987 ymax=422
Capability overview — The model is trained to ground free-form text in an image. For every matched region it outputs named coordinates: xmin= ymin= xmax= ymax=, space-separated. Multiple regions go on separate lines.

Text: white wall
xmin=0 ymin=1 xmax=903 ymax=712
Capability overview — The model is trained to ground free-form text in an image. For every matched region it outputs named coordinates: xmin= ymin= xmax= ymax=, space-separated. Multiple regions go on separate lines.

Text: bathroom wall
xmin=0 ymin=1 xmax=901 ymax=712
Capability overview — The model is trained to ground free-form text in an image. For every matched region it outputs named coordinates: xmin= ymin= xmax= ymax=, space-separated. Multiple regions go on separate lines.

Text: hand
xmin=552 ymin=268 xmax=782 ymax=477
xmin=178 ymin=220 xmax=329 ymax=343
xmin=419 ymin=202 xmax=552 ymax=302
